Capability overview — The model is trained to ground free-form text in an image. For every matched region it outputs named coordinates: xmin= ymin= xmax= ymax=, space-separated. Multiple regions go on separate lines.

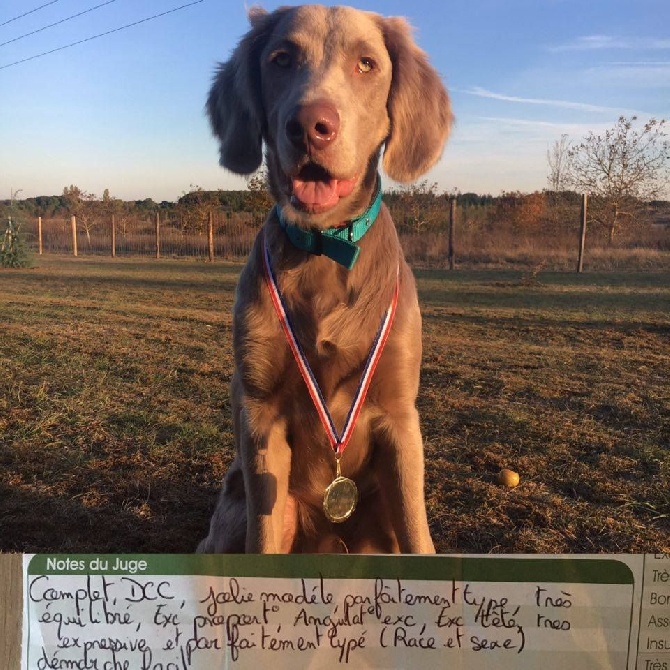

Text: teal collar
xmin=276 ymin=177 xmax=382 ymax=270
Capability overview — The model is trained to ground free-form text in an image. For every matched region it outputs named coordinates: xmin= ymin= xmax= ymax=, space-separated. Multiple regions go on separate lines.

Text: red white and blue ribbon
xmin=263 ymin=238 xmax=399 ymax=457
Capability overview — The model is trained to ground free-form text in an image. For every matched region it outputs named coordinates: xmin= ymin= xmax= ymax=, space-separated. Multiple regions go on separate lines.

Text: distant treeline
xmin=0 ymin=190 xmax=500 ymax=220
xmin=3 ymin=189 xmax=669 ymax=222
xmin=1 ymin=191 xmax=258 ymax=220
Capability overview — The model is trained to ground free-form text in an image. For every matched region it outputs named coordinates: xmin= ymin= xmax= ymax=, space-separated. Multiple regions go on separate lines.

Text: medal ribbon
xmin=262 ymin=238 xmax=399 ymax=457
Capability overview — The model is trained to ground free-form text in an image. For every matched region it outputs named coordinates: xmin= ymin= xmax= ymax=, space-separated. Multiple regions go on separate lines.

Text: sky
xmin=1 ymin=0 xmax=669 ymax=202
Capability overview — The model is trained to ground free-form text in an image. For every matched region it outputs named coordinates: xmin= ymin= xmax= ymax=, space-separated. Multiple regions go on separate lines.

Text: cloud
xmin=477 ymin=116 xmax=587 ymax=131
xmin=585 ymin=61 xmax=670 ymax=87
xmin=463 ymin=87 xmax=632 ymax=113
xmin=604 ymin=61 xmax=670 ymax=66
xmin=549 ymin=35 xmax=670 ymax=52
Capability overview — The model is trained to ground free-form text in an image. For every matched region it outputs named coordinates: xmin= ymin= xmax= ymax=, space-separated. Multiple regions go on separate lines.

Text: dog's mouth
xmin=290 ymin=163 xmax=358 ymax=214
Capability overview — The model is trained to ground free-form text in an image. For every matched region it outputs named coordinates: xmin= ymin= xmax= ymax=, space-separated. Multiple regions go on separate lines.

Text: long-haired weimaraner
xmin=199 ymin=4 xmax=452 ymax=554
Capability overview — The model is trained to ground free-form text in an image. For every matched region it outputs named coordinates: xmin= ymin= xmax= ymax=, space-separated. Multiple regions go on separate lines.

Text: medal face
xmin=323 ymin=476 xmax=359 ymax=523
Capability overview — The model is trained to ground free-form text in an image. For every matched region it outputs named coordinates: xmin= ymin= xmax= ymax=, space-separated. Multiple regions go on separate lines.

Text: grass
xmin=1 ymin=256 xmax=668 ymax=554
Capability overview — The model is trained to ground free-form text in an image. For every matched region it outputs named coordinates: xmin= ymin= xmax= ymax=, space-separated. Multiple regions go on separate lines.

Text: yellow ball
xmin=498 ymin=468 xmax=520 ymax=488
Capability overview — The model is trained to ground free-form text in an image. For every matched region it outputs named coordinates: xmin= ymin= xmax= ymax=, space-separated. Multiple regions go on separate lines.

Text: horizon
xmin=7 ymin=186 xmax=670 ymax=206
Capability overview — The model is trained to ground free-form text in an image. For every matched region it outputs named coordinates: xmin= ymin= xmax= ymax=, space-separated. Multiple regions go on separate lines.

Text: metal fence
xmin=24 ymin=211 xmax=259 ymax=261
xmin=14 ymin=205 xmax=670 ymax=271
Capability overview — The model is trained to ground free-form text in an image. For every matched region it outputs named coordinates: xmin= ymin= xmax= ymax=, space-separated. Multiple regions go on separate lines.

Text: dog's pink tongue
xmin=292 ymin=177 xmax=357 ymax=208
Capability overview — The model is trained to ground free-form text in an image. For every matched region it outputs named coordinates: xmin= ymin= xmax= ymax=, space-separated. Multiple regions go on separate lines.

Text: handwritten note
xmin=21 ymin=554 xmax=662 ymax=670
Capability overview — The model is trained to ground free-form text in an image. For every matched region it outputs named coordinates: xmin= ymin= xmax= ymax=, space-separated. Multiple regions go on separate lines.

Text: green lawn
xmin=1 ymin=256 xmax=668 ymax=553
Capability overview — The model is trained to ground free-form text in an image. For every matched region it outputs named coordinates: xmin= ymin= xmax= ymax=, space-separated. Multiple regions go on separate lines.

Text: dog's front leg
xmin=239 ymin=404 xmax=292 ymax=553
xmin=374 ymin=408 xmax=435 ymax=554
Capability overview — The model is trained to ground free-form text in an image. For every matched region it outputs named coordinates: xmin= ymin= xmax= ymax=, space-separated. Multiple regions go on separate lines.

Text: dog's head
xmin=207 ymin=5 xmax=452 ymax=227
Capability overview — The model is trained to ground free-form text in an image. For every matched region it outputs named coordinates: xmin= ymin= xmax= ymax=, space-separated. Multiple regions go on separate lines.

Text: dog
xmin=198 ymin=5 xmax=452 ymax=554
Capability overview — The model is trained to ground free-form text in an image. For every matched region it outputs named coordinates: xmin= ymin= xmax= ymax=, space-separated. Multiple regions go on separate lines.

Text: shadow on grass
xmin=0 ymin=475 xmax=218 ymax=554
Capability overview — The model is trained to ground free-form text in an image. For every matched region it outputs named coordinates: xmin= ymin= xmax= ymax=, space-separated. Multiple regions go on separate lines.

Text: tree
xmin=246 ymin=168 xmax=273 ymax=218
xmin=101 ymin=188 xmax=131 ymax=236
xmin=564 ymin=116 xmax=670 ymax=242
xmin=394 ymin=180 xmax=443 ymax=233
xmin=1 ymin=218 xmax=31 ymax=268
xmin=547 ymin=134 xmax=572 ymax=192
xmin=62 ymin=185 xmax=100 ymax=246
xmin=2 ymin=188 xmax=31 ymax=268
xmin=177 ymin=185 xmax=220 ymax=232
xmin=494 ymin=191 xmax=546 ymax=232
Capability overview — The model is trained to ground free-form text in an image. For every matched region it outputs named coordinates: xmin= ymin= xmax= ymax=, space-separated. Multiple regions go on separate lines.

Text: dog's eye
xmin=357 ymin=57 xmax=376 ymax=74
xmin=271 ymin=50 xmax=292 ymax=68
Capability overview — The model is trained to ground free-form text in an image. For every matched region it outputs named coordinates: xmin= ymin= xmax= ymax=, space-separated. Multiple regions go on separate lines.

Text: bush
xmin=1 ymin=219 xmax=32 ymax=268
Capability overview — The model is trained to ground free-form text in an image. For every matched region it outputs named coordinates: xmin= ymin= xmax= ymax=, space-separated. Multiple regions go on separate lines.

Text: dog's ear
xmin=207 ymin=8 xmax=282 ymax=174
xmin=378 ymin=17 xmax=453 ymax=183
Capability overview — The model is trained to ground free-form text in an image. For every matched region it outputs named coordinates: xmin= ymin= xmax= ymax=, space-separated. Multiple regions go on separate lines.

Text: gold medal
xmin=323 ymin=460 xmax=358 ymax=523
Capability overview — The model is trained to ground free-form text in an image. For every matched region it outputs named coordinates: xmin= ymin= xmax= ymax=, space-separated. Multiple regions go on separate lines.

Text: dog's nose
xmin=285 ymin=101 xmax=340 ymax=152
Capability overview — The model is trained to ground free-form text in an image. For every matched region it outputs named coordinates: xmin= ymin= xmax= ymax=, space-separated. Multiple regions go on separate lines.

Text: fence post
xmin=71 ymin=216 xmax=78 ymax=257
xmin=208 ymin=211 xmax=215 ymax=262
xmin=111 ymin=214 xmax=116 ymax=258
xmin=577 ymin=193 xmax=587 ymax=273
xmin=38 ymin=217 xmax=43 ymax=255
xmin=448 ymin=197 xmax=456 ymax=270
xmin=155 ymin=211 xmax=160 ymax=259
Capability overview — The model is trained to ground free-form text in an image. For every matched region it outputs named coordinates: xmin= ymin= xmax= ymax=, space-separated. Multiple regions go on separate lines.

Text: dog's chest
xmin=284 ymin=285 xmax=377 ymax=387
xmin=242 ymin=256 xmax=390 ymax=477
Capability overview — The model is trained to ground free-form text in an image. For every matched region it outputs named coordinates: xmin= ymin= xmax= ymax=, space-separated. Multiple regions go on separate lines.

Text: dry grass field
xmin=1 ymin=256 xmax=668 ymax=554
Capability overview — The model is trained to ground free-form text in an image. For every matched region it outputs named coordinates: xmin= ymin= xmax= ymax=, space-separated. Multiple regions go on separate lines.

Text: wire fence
xmin=14 ymin=204 xmax=670 ymax=271
xmin=24 ymin=210 xmax=258 ymax=261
